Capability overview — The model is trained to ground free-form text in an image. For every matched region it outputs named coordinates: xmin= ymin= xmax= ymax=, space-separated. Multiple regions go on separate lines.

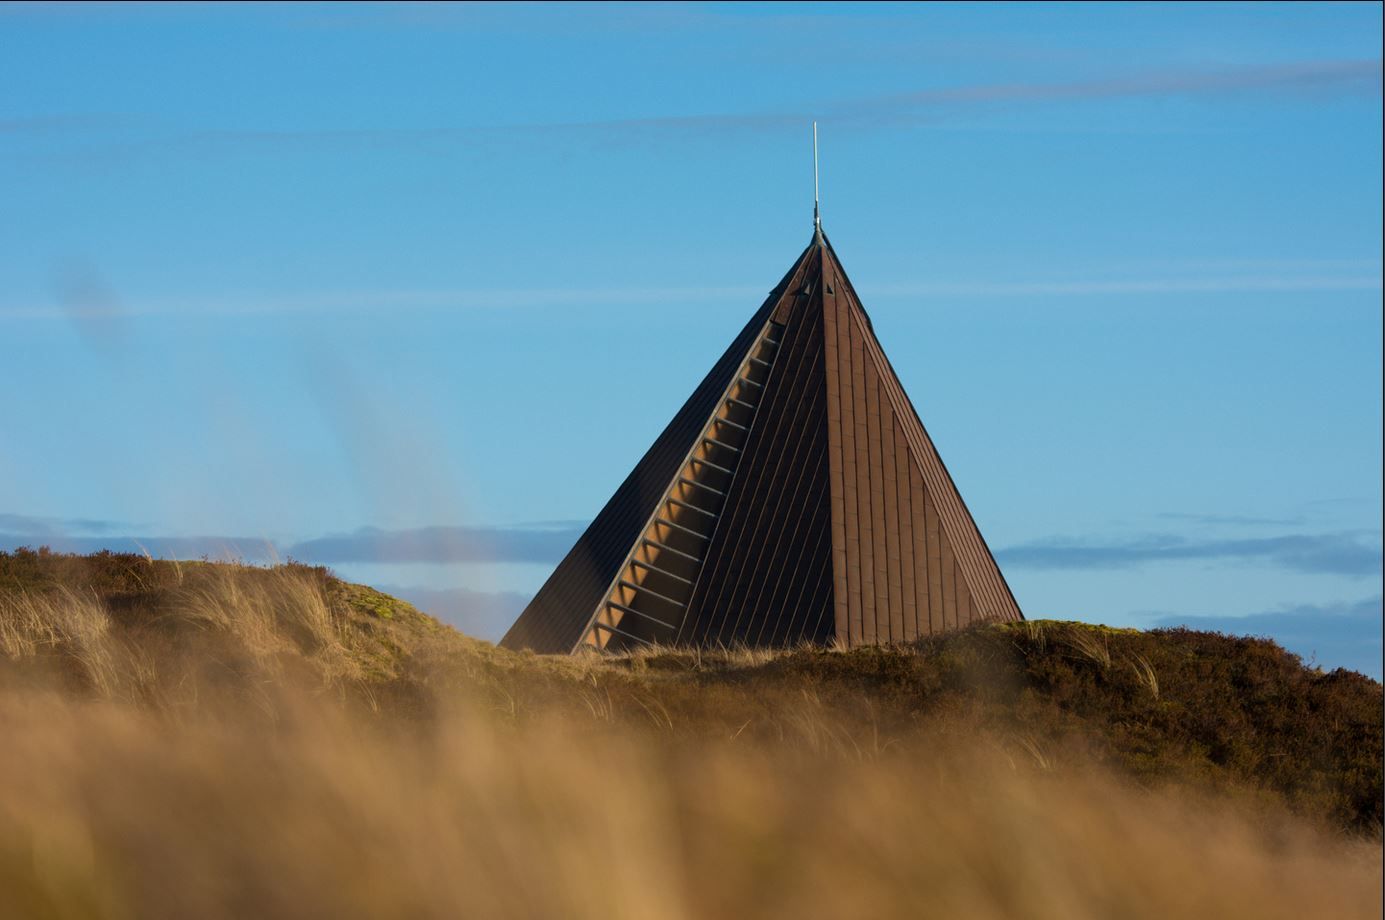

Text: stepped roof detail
xmin=501 ymin=230 xmax=1022 ymax=654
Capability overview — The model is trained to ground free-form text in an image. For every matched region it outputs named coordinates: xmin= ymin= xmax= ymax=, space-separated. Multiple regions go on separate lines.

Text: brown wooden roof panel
xmin=821 ymin=284 xmax=850 ymax=646
xmin=828 ymin=280 xmax=863 ymax=646
xmin=894 ymin=418 xmax=919 ymax=641
xmin=821 ymin=236 xmax=1022 ymax=628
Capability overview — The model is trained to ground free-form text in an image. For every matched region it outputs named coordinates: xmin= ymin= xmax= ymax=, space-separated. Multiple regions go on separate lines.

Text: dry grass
xmin=0 ymin=553 xmax=1380 ymax=919
xmin=1126 ymin=651 xmax=1160 ymax=700
xmin=168 ymin=563 xmax=361 ymax=682
xmin=0 ymin=559 xmax=434 ymax=706
xmin=1062 ymin=625 xmax=1113 ymax=669
xmin=0 ymin=691 xmax=1377 ymax=920
xmin=0 ymin=587 xmax=112 ymax=668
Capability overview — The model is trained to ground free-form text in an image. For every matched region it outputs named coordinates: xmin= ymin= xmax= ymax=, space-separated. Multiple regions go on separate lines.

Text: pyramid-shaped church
xmin=501 ymin=223 xmax=1021 ymax=654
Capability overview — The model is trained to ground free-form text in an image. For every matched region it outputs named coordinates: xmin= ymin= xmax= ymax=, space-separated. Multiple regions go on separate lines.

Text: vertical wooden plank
xmin=881 ymin=400 xmax=904 ymax=643
xmin=836 ymin=274 xmax=862 ymax=647
xmin=851 ymin=320 xmax=876 ymax=646
xmin=925 ymin=488 xmax=944 ymax=636
xmin=940 ymin=530 xmax=957 ymax=631
xmin=864 ymin=364 xmax=891 ymax=643
xmin=956 ymin=558 xmax=973 ymax=626
xmin=895 ymin=426 xmax=918 ymax=641
xmin=864 ymin=359 xmax=888 ymax=643
xmin=820 ymin=270 xmax=849 ymax=647
xmin=832 ymin=241 xmax=1022 ymax=626
xmin=864 ymin=363 xmax=897 ymax=642
xmin=908 ymin=459 xmax=928 ymax=637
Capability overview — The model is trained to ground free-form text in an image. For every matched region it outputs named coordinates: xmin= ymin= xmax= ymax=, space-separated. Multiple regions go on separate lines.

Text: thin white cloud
xmin=4 ymin=59 xmax=1377 ymax=157
xmin=0 ymin=285 xmax=766 ymax=319
xmin=997 ymin=531 xmax=1382 ymax=577
xmin=164 ymin=58 xmax=1385 ymax=139
xmin=1150 ymin=596 xmax=1383 ymax=679
xmin=872 ymin=276 xmax=1384 ymax=298
xmin=841 ymin=59 xmax=1381 ymax=121
xmin=182 ymin=56 xmax=1385 ymax=142
xmin=0 ymin=512 xmax=135 ymax=536
xmin=1 ymin=273 xmax=1378 ymax=321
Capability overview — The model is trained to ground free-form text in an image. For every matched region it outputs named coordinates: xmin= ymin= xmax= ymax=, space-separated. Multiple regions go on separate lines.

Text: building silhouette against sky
xmin=502 ymin=223 xmax=1022 ymax=654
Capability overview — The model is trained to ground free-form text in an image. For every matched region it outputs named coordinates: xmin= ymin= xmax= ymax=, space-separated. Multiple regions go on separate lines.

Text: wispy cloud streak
xmin=838 ymin=59 xmax=1381 ymax=127
xmin=1152 ymin=597 xmax=1383 ymax=679
xmin=1155 ymin=512 xmax=1312 ymax=528
xmin=0 ymin=533 xmax=279 ymax=562
xmin=2 ymin=270 xmax=1379 ymax=322
xmin=871 ymin=276 xmax=1384 ymax=298
xmin=0 ymin=513 xmax=132 ymax=536
xmin=13 ymin=520 xmax=1382 ymax=577
xmin=4 ymin=59 xmax=1377 ymax=156
xmin=286 ymin=523 xmax=585 ymax=564
xmin=155 ymin=58 xmax=1385 ymax=142
xmin=1 ymin=520 xmax=586 ymax=566
xmin=0 ymin=284 xmax=768 ymax=320
xmin=997 ymin=531 xmax=1382 ymax=576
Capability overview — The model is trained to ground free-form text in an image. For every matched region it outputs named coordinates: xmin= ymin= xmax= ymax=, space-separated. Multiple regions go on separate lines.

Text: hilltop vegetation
xmin=1 ymin=549 xmax=1380 ymax=920
xmin=3 ymin=548 xmax=1376 ymax=830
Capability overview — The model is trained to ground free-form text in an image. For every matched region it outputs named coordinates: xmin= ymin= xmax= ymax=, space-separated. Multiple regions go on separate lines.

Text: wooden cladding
xmin=500 ymin=230 xmax=1021 ymax=655
xmin=818 ymin=243 xmax=1022 ymax=639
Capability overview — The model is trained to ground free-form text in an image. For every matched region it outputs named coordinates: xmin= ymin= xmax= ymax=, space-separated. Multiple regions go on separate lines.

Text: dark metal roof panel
xmin=499 ymin=238 xmax=821 ymax=652
xmin=679 ymin=245 xmax=835 ymax=648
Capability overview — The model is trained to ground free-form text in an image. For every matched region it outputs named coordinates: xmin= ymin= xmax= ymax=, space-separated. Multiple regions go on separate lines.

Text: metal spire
xmin=813 ymin=121 xmax=822 ymax=238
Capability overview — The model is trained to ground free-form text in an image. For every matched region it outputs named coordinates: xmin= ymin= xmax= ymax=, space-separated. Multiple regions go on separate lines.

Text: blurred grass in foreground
xmin=0 ymin=550 xmax=1380 ymax=919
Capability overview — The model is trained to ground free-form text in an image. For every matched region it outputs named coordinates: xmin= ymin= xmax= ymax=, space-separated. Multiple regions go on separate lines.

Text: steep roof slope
xmin=502 ymin=229 xmax=1021 ymax=654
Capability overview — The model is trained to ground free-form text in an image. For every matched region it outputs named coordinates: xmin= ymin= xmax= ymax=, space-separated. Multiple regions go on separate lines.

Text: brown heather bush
xmin=0 ymin=550 xmax=1381 ymax=919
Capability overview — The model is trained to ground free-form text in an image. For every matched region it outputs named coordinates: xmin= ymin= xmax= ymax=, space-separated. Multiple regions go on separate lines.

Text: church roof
xmin=501 ymin=229 xmax=1021 ymax=654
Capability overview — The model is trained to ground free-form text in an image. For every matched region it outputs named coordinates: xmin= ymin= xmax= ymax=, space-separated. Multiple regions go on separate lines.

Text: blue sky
xmin=1 ymin=2 xmax=1380 ymax=676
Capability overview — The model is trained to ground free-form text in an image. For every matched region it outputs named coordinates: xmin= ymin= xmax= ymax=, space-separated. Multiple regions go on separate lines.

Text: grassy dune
xmin=1 ymin=549 xmax=1380 ymax=919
